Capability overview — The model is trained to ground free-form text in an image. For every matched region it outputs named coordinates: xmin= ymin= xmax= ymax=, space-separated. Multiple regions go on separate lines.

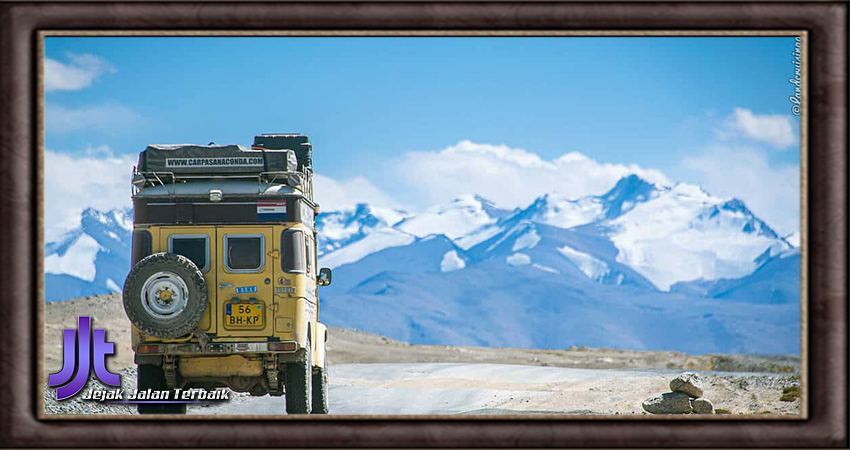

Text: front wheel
xmin=311 ymin=352 xmax=329 ymax=414
xmin=284 ymin=337 xmax=312 ymax=414
xmin=136 ymin=364 xmax=186 ymax=415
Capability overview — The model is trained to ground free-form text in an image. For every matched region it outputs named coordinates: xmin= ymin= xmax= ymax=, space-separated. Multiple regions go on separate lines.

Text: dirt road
xmin=191 ymin=363 xmax=798 ymax=416
xmin=43 ymin=294 xmax=802 ymax=416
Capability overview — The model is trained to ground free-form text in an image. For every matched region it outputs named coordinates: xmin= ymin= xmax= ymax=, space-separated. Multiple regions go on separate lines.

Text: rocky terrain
xmin=43 ymin=294 xmax=802 ymax=416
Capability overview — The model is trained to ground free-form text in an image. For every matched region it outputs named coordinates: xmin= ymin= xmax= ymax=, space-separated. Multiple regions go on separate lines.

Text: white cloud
xmin=313 ymin=174 xmax=405 ymax=212
xmin=44 ymin=149 xmax=136 ymax=241
xmin=45 ymin=102 xmax=140 ymax=134
xmin=393 ymin=140 xmax=671 ymax=209
xmin=679 ymin=146 xmax=800 ymax=235
xmin=44 ymin=53 xmax=116 ymax=92
xmin=727 ymin=108 xmax=797 ymax=150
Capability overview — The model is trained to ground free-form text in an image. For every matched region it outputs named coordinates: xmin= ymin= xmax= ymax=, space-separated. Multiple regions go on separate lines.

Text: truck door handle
xmin=218 ymin=284 xmax=232 ymax=289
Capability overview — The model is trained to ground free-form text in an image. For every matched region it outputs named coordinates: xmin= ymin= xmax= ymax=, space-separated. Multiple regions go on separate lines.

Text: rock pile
xmin=642 ymin=372 xmax=715 ymax=414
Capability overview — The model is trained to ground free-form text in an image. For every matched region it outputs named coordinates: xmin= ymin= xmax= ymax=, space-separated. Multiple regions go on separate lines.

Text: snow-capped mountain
xmin=314 ymin=175 xmax=798 ymax=353
xmin=43 ymin=175 xmax=800 ymax=354
xmin=395 ymin=195 xmax=512 ymax=240
xmin=316 ymin=204 xmax=407 ymax=256
xmin=44 ymin=208 xmax=132 ymax=301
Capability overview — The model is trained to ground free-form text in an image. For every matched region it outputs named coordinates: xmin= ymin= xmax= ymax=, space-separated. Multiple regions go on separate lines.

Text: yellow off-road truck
xmin=122 ymin=133 xmax=332 ymax=415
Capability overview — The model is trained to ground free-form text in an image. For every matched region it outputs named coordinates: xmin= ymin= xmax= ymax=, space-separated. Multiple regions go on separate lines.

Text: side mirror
xmin=318 ymin=267 xmax=332 ymax=286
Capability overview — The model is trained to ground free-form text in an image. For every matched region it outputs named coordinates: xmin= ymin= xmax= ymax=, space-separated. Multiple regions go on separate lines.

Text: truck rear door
xmin=215 ymin=226 xmax=275 ymax=337
xmin=160 ymin=226 xmax=217 ymax=332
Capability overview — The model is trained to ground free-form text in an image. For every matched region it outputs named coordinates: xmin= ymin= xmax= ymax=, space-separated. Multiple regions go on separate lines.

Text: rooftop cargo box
xmin=137 ymin=144 xmax=297 ymax=175
xmin=252 ymin=134 xmax=312 ymax=171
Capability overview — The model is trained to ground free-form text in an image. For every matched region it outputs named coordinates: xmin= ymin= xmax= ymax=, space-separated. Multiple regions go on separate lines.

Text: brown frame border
xmin=32 ymin=28 xmax=814 ymax=423
xmin=1 ymin=1 xmax=846 ymax=447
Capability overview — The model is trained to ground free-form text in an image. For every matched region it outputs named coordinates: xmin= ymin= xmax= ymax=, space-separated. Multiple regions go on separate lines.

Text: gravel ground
xmin=43 ymin=295 xmax=802 ymax=416
xmin=43 ymin=365 xmax=801 ymax=416
xmin=44 ymin=367 xmax=138 ymax=415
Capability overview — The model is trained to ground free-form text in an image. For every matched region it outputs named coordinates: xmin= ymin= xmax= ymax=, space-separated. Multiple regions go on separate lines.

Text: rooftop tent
xmin=137 ymin=144 xmax=297 ymax=175
xmin=252 ymin=134 xmax=312 ymax=172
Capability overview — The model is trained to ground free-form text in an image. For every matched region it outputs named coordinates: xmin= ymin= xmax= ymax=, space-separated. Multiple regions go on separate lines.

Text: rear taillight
xmin=269 ymin=342 xmax=297 ymax=352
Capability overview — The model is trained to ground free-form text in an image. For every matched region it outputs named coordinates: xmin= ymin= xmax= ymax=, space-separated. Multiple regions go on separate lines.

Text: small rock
xmin=670 ymin=372 xmax=704 ymax=398
xmin=691 ymin=398 xmax=715 ymax=414
xmin=642 ymin=392 xmax=693 ymax=414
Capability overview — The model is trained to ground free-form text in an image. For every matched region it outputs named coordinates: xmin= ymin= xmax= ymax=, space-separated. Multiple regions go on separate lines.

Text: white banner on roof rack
xmin=165 ymin=157 xmax=264 ymax=168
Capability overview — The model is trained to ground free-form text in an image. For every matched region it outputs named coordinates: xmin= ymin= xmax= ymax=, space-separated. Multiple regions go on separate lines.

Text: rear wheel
xmin=311 ymin=351 xmax=329 ymax=414
xmin=284 ymin=336 xmax=312 ymax=414
xmin=136 ymin=364 xmax=186 ymax=415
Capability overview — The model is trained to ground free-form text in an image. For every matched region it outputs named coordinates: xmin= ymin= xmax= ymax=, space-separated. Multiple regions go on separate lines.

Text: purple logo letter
xmin=48 ymin=316 xmax=120 ymax=400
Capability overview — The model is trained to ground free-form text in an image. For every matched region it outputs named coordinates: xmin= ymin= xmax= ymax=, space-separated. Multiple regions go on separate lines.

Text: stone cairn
xmin=642 ymin=372 xmax=714 ymax=414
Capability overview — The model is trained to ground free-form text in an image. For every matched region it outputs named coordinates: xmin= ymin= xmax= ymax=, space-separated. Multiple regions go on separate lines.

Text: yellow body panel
xmin=133 ymin=223 xmax=325 ymax=365
xmin=215 ymin=226 xmax=275 ymax=337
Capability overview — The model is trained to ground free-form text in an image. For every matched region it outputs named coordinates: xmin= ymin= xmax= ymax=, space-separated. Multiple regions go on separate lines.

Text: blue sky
xmin=44 ymin=36 xmax=802 ymax=238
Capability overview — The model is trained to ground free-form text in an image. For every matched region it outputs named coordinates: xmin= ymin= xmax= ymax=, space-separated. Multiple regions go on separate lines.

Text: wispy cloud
xmin=44 ymin=53 xmax=116 ymax=92
xmin=680 ymin=146 xmax=799 ymax=235
xmin=44 ymin=148 xmax=136 ymax=241
xmin=45 ymin=102 xmax=141 ymax=134
xmin=392 ymin=140 xmax=672 ymax=209
xmin=724 ymin=107 xmax=797 ymax=150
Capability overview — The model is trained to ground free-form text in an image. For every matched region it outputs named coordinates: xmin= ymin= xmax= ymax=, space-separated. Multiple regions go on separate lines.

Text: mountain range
xmin=44 ymin=175 xmax=801 ymax=354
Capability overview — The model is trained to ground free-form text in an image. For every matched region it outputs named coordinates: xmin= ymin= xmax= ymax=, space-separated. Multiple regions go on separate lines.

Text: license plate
xmin=225 ymin=302 xmax=264 ymax=328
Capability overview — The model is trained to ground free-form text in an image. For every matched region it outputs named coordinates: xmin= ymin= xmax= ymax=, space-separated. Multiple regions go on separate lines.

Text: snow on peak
xmin=82 ymin=207 xmax=133 ymax=231
xmin=317 ymin=203 xmax=408 ymax=255
xmin=600 ymin=174 xmax=658 ymax=219
xmin=784 ymin=231 xmax=800 ymax=247
xmin=440 ymin=250 xmax=466 ymax=273
xmin=517 ymin=175 xmax=659 ymax=230
xmin=558 ymin=245 xmax=609 ymax=281
xmin=44 ymin=233 xmax=102 ymax=281
xmin=532 ymin=263 xmax=560 ymax=274
xmin=485 ymin=221 xmax=534 ymax=253
xmin=395 ymin=195 xmax=506 ymax=240
xmin=609 ymin=183 xmax=791 ymax=291
xmin=524 ymin=194 xmax=606 ymax=230
xmin=511 ymin=227 xmax=541 ymax=252
xmin=319 ymin=228 xmax=415 ymax=270
xmin=105 ymin=278 xmax=122 ymax=293
xmin=506 ymin=252 xmax=531 ymax=266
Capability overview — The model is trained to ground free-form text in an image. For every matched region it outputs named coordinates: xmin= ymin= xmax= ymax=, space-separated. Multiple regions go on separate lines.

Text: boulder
xmin=670 ymin=372 xmax=704 ymax=398
xmin=642 ymin=392 xmax=693 ymax=414
xmin=691 ymin=398 xmax=715 ymax=414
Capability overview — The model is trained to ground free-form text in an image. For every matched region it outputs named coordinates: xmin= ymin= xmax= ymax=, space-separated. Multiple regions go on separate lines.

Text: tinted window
xmin=170 ymin=236 xmax=208 ymax=271
xmin=282 ymin=229 xmax=306 ymax=274
xmin=227 ymin=237 xmax=263 ymax=271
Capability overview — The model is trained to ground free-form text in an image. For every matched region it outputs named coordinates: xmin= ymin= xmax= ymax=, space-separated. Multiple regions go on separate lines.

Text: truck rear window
xmin=225 ymin=235 xmax=264 ymax=272
xmin=169 ymin=235 xmax=209 ymax=272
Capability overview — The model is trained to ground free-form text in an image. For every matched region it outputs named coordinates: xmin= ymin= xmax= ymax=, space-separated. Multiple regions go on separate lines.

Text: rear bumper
xmin=135 ymin=340 xmax=298 ymax=356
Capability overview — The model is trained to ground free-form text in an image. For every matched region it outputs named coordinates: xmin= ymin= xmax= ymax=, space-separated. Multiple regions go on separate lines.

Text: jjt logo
xmin=49 ymin=316 xmax=120 ymax=400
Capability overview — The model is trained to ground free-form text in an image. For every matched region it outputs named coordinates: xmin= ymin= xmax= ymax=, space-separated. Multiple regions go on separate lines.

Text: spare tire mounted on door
xmin=123 ymin=252 xmax=208 ymax=339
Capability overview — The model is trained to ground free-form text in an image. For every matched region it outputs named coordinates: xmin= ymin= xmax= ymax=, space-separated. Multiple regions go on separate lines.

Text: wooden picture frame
xmin=0 ymin=1 xmax=846 ymax=447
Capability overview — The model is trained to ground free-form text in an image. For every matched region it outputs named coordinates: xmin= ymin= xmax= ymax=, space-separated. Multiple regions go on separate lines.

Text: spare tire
xmin=123 ymin=252 xmax=208 ymax=339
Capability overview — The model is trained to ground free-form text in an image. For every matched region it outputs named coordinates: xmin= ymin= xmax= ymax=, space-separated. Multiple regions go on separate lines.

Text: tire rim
xmin=140 ymin=271 xmax=189 ymax=320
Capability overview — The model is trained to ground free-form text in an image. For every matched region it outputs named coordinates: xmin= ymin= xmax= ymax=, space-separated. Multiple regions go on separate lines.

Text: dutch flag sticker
xmin=257 ymin=200 xmax=287 ymax=221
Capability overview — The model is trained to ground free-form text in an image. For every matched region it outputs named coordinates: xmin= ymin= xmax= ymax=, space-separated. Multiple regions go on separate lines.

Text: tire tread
xmin=123 ymin=252 xmax=208 ymax=339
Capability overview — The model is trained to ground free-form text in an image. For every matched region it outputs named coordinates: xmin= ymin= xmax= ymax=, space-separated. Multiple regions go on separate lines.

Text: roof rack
xmin=132 ymin=168 xmax=314 ymax=201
